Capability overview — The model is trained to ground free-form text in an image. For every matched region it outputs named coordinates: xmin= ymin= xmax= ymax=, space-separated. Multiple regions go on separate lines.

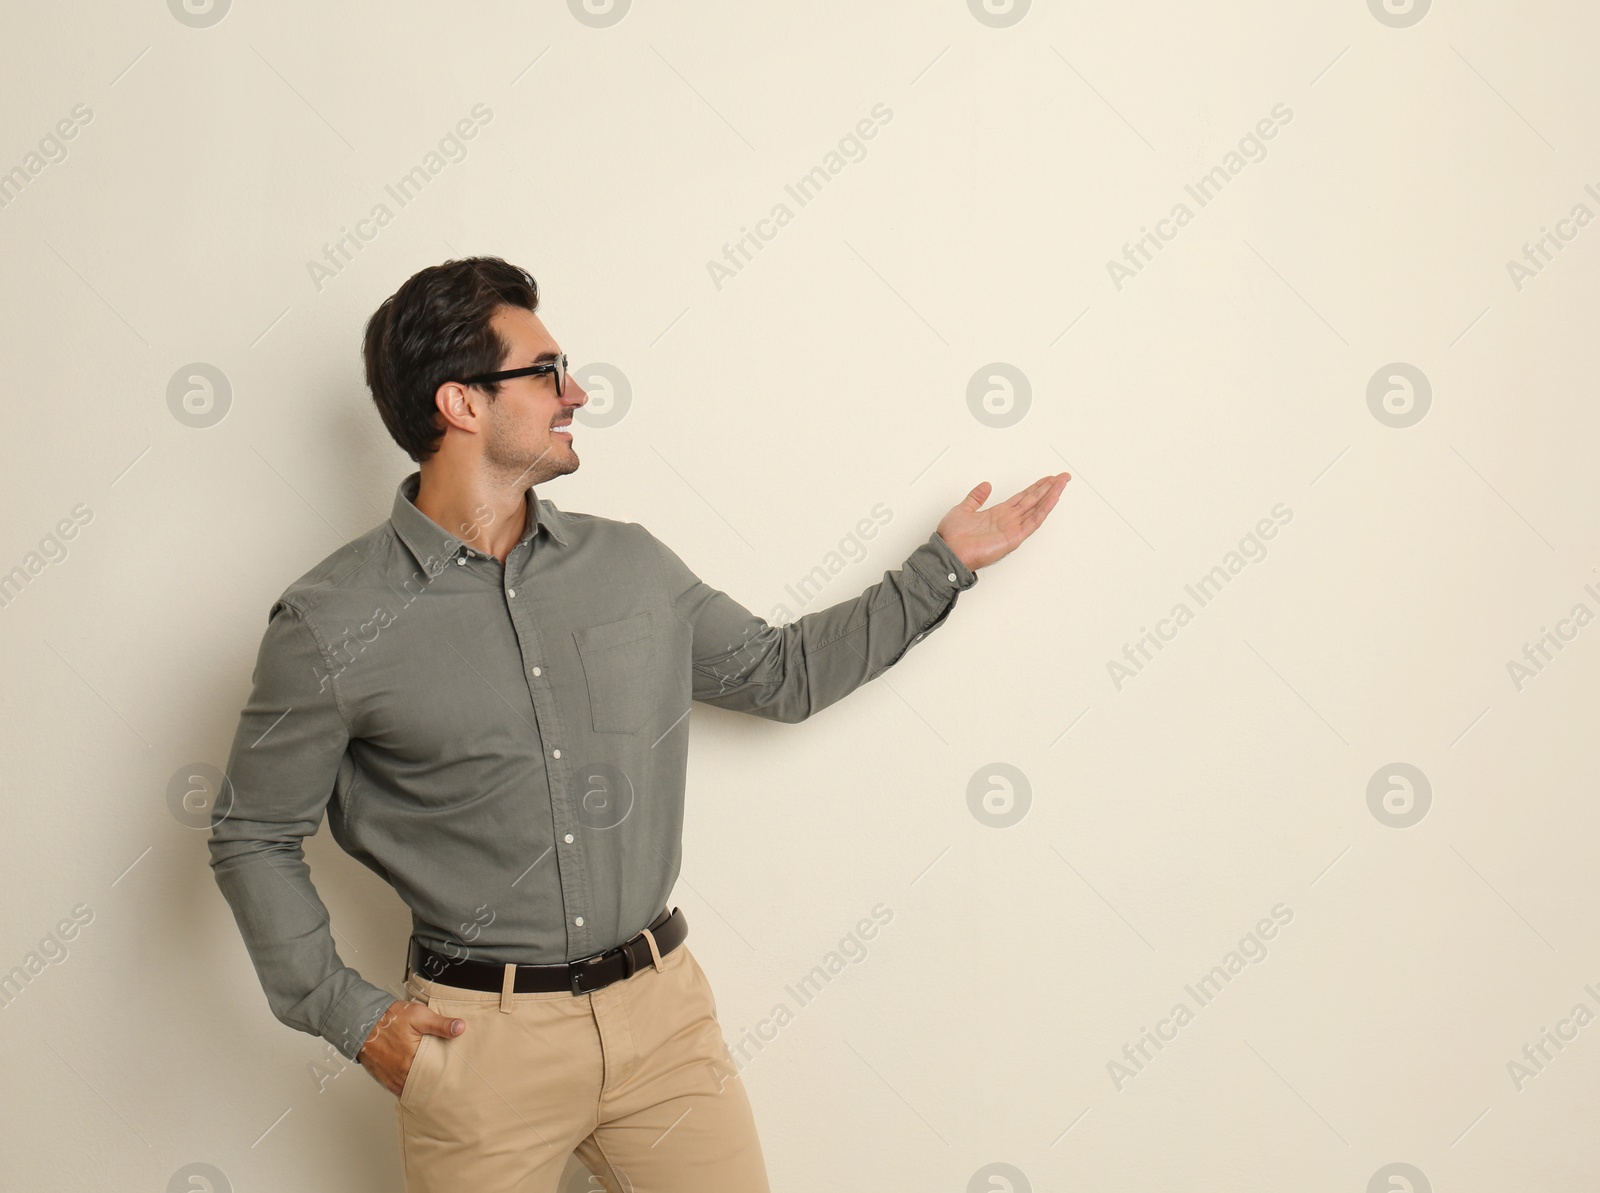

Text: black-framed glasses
xmin=461 ymin=353 xmax=566 ymax=396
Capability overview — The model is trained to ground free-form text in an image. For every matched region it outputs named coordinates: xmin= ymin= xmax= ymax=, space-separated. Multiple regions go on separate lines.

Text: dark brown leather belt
xmin=405 ymin=906 xmax=686 ymax=995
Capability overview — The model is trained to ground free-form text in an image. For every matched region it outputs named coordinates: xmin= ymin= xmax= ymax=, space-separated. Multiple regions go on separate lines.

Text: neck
xmin=413 ymin=459 xmax=532 ymax=564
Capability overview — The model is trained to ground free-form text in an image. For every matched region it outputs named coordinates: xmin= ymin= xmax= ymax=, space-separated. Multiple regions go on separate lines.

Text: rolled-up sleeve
xmin=208 ymin=599 xmax=396 ymax=1063
xmin=645 ymin=526 xmax=978 ymax=723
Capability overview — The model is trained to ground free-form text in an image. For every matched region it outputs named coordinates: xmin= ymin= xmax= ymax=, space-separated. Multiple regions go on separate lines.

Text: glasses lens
xmin=555 ymin=354 xmax=566 ymax=397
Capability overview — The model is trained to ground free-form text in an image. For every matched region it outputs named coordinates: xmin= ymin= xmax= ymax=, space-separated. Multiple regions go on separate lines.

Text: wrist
xmin=932 ymin=530 xmax=980 ymax=581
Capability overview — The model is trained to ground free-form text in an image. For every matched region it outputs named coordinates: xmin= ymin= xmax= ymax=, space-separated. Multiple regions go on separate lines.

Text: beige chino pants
xmin=394 ymin=938 xmax=771 ymax=1192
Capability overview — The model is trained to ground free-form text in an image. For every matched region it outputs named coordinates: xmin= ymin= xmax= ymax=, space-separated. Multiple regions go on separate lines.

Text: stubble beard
xmin=484 ymin=411 xmax=576 ymax=496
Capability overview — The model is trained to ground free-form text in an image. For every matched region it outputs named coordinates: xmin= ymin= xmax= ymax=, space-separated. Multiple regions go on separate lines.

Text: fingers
xmin=1007 ymin=473 xmax=1066 ymax=511
xmin=1039 ymin=471 xmax=1070 ymax=507
xmin=1029 ymin=475 xmax=1068 ymax=523
xmin=1016 ymin=473 xmax=1071 ymax=532
xmin=420 ymin=1006 xmax=466 ymax=1038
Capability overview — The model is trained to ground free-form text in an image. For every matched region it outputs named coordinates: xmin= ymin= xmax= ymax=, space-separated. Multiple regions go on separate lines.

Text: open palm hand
xmin=936 ymin=473 xmax=1071 ymax=573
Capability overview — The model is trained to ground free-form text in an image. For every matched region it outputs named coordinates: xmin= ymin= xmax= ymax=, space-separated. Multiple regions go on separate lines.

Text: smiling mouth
xmin=552 ymin=423 xmax=573 ymax=439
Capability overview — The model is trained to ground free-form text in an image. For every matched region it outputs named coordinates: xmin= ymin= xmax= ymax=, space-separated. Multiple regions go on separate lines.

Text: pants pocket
xmin=397 ymin=1029 xmax=438 ymax=1111
xmin=682 ymin=947 xmax=719 ymax=1019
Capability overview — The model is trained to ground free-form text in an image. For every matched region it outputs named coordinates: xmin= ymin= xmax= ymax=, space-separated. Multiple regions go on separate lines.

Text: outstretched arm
xmin=644 ymin=472 xmax=1071 ymax=723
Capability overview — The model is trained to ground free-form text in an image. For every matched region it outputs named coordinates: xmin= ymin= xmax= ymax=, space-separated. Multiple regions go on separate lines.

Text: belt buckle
xmin=569 ymin=952 xmax=608 ymax=995
xmin=569 ymin=941 xmax=637 ymax=994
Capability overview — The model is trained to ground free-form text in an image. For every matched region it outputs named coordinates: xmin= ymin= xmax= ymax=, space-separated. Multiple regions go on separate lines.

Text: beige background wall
xmin=2 ymin=1 xmax=1596 ymax=1189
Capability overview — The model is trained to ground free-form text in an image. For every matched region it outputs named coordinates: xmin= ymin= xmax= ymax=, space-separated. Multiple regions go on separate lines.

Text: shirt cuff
xmin=323 ymin=978 xmax=403 ymax=1064
xmin=909 ymin=530 xmax=978 ymax=593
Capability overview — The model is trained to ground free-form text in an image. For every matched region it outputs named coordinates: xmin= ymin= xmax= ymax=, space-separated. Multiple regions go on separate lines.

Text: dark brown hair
xmin=361 ymin=256 xmax=539 ymax=461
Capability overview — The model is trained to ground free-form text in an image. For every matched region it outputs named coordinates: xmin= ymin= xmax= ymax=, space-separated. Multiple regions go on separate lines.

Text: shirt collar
xmin=390 ymin=470 xmax=571 ymax=571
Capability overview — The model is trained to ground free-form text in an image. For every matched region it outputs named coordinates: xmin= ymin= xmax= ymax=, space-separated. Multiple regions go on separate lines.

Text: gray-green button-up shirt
xmin=208 ymin=471 xmax=978 ymax=1061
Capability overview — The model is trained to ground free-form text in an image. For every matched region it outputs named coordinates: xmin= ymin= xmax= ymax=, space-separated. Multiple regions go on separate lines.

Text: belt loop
xmin=640 ymin=927 xmax=665 ymax=973
xmin=500 ymin=962 xmax=516 ymax=1013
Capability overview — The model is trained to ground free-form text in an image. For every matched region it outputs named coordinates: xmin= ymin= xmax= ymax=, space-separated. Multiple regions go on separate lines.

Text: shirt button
xmin=456 ymin=557 xmax=466 ymax=566
xmin=574 ymin=916 xmax=584 ymax=927
xmin=947 ymin=572 xmax=957 ymax=582
xmin=508 ymin=588 xmax=516 ymax=598
xmin=564 ymin=834 xmax=574 ymax=843
xmin=552 ymin=748 xmax=561 ymax=759
xmin=532 ymin=666 xmax=542 ymax=676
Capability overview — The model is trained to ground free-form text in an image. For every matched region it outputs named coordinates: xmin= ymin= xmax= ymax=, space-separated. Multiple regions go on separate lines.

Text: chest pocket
xmin=574 ymin=611 xmax=658 ymax=734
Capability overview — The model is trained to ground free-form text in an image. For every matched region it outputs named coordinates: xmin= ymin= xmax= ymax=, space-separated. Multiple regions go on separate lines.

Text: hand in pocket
xmin=357 ymin=998 xmax=466 ymax=1097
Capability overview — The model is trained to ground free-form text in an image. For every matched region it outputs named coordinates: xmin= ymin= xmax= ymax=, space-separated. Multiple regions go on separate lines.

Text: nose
xmin=564 ymin=373 xmax=589 ymax=409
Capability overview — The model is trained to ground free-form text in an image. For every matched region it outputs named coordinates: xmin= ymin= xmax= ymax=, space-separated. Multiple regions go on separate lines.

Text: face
xmin=461 ymin=303 xmax=589 ymax=489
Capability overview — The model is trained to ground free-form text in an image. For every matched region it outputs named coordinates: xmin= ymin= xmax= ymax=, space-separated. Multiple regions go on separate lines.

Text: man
xmin=208 ymin=255 xmax=1069 ymax=1192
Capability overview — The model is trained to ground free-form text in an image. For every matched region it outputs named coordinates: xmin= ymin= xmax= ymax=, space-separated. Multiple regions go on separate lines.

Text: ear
xmin=434 ymin=380 xmax=486 ymax=437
